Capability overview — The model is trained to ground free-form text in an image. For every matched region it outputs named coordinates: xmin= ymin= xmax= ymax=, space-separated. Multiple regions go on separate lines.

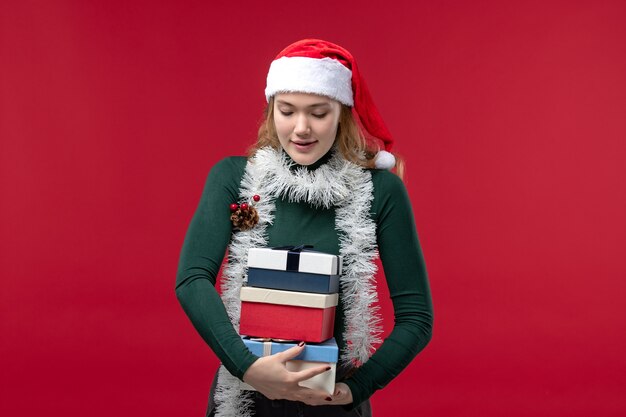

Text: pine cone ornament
xmin=229 ymin=195 xmax=261 ymax=231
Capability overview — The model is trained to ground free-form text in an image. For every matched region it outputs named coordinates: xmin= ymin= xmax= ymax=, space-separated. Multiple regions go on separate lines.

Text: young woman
xmin=176 ymin=39 xmax=433 ymax=417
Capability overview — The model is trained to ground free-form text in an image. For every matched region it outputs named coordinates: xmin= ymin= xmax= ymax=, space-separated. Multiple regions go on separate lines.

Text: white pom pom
xmin=374 ymin=150 xmax=396 ymax=169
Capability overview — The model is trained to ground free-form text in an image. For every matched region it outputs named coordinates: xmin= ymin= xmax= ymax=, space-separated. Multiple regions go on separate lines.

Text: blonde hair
xmin=248 ymin=97 xmax=404 ymax=179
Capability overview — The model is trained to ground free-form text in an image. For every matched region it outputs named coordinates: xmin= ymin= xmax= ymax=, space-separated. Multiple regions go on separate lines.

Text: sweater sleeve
xmin=342 ymin=170 xmax=434 ymax=408
xmin=175 ymin=157 xmax=259 ymax=380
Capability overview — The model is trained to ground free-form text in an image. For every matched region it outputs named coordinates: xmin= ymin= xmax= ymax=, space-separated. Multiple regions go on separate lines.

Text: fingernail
xmin=325 ymin=366 xmax=331 ymax=371
xmin=325 ymin=397 xmax=332 ymax=401
xmin=298 ymin=341 xmax=305 ymax=347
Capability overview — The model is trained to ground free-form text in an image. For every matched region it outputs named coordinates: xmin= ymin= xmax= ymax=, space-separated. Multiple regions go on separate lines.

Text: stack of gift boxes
xmin=239 ymin=247 xmax=342 ymax=394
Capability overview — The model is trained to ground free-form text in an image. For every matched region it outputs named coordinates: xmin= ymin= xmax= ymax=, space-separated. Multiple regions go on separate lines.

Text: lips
xmin=291 ymin=140 xmax=318 ymax=151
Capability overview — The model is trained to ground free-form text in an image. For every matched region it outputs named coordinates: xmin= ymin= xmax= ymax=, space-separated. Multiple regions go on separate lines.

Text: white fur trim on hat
xmin=374 ymin=150 xmax=396 ymax=169
xmin=265 ymin=56 xmax=354 ymax=106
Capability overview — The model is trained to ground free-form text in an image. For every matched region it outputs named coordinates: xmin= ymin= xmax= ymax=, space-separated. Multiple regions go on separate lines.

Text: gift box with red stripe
xmin=239 ymin=286 xmax=338 ymax=343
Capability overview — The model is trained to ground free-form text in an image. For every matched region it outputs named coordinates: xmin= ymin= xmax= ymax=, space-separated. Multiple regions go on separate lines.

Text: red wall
xmin=1 ymin=1 xmax=625 ymax=416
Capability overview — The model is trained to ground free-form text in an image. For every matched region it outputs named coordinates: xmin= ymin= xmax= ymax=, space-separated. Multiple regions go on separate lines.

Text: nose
xmin=293 ymin=114 xmax=311 ymax=137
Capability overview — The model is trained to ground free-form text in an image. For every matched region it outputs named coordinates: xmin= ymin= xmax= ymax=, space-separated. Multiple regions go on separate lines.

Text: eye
xmin=312 ymin=113 xmax=328 ymax=119
xmin=279 ymin=110 xmax=293 ymax=116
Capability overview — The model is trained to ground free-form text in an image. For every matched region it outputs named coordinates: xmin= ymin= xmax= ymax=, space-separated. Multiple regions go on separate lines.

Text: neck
xmin=285 ymin=147 xmax=335 ymax=171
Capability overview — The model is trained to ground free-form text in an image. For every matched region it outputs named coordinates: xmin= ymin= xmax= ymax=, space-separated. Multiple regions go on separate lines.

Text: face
xmin=273 ymin=92 xmax=342 ymax=166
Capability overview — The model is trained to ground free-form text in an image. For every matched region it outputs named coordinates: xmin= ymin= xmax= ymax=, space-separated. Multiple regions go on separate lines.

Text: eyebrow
xmin=275 ymin=100 xmax=331 ymax=108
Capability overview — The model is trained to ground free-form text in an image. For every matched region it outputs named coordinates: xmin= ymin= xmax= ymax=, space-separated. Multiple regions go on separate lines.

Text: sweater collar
xmin=283 ymin=146 xmax=335 ymax=172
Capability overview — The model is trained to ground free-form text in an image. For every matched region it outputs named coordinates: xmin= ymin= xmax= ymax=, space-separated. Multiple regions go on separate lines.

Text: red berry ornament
xmin=253 ymin=195 xmax=260 ymax=202
xmin=240 ymin=203 xmax=249 ymax=211
xmin=229 ymin=203 xmax=239 ymax=212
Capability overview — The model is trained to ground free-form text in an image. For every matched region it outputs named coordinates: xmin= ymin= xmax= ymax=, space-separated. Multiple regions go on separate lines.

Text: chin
xmin=285 ymin=148 xmax=322 ymax=166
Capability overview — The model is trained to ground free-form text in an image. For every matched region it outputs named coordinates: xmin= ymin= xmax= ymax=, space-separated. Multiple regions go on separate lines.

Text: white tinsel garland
xmin=215 ymin=147 xmax=381 ymax=417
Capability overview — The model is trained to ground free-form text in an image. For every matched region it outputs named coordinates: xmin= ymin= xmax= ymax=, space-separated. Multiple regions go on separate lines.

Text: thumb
xmin=275 ymin=341 xmax=305 ymax=362
xmin=333 ymin=383 xmax=346 ymax=396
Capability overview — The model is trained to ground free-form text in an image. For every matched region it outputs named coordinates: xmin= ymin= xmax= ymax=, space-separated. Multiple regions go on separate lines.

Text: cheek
xmin=326 ymin=110 xmax=341 ymax=135
xmin=274 ymin=117 xmax=289 ymax=138
xmin=323 ymin=118 xmax=340 ymax=139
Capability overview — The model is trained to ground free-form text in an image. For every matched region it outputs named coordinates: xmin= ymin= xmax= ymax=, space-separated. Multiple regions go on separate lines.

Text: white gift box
xmin=240 ymin=362 xmax=336 ymax=394
xmin=247 ymin=247 xmax=342 ymax=276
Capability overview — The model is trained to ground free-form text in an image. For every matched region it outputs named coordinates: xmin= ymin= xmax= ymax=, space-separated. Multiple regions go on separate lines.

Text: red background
xmin=1 ymin=1 xmax=625 ymax=416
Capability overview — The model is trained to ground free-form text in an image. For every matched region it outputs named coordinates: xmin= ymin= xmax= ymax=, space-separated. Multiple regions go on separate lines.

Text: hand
xmin=325 ymin=382 xmax=353 ymax=406
xmin=242 ymin=342 xmax=334 ymax=405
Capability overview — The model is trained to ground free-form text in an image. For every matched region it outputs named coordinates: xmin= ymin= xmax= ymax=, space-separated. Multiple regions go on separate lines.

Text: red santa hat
xmin=265 ymin=39 xmax=396 ymax=169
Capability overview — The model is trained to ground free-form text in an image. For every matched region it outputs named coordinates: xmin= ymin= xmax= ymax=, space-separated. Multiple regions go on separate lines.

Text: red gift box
xmin=239 ymin=287 xmax=338 ymax=343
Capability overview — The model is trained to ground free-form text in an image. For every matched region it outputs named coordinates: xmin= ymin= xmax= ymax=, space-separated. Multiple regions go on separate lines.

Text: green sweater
xmin=175 ymin=154 xmax=433 ymax=408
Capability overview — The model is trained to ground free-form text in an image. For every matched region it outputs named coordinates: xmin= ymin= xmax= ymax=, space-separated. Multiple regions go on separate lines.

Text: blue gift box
xmin=241 ymin=337 xmax=339 ymax=393
xmin=242 ymin=337 xmax=339 ymax=363
xmin=247 ymin=267 xmax=340 ymax=294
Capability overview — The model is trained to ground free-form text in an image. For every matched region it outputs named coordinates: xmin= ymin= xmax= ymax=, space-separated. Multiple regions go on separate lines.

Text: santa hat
xmin=265 ymin=39 xmax=396 ymax=169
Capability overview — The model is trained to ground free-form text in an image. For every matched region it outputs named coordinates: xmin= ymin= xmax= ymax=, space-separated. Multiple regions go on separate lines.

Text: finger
xmin=291 ymin=386 xmax=332 ymax=404
xmin=301 ymin=396 xmax=334 ymax=406
xmin=333 ymin=384 xmax=347 ymax=396
xmin=331 ymin=383 xmax=352 ymax=405
xmin=274 ymin=342 xmax=305 ymax=362
xmin=291 ymin=364 xmax=332 ymax=382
